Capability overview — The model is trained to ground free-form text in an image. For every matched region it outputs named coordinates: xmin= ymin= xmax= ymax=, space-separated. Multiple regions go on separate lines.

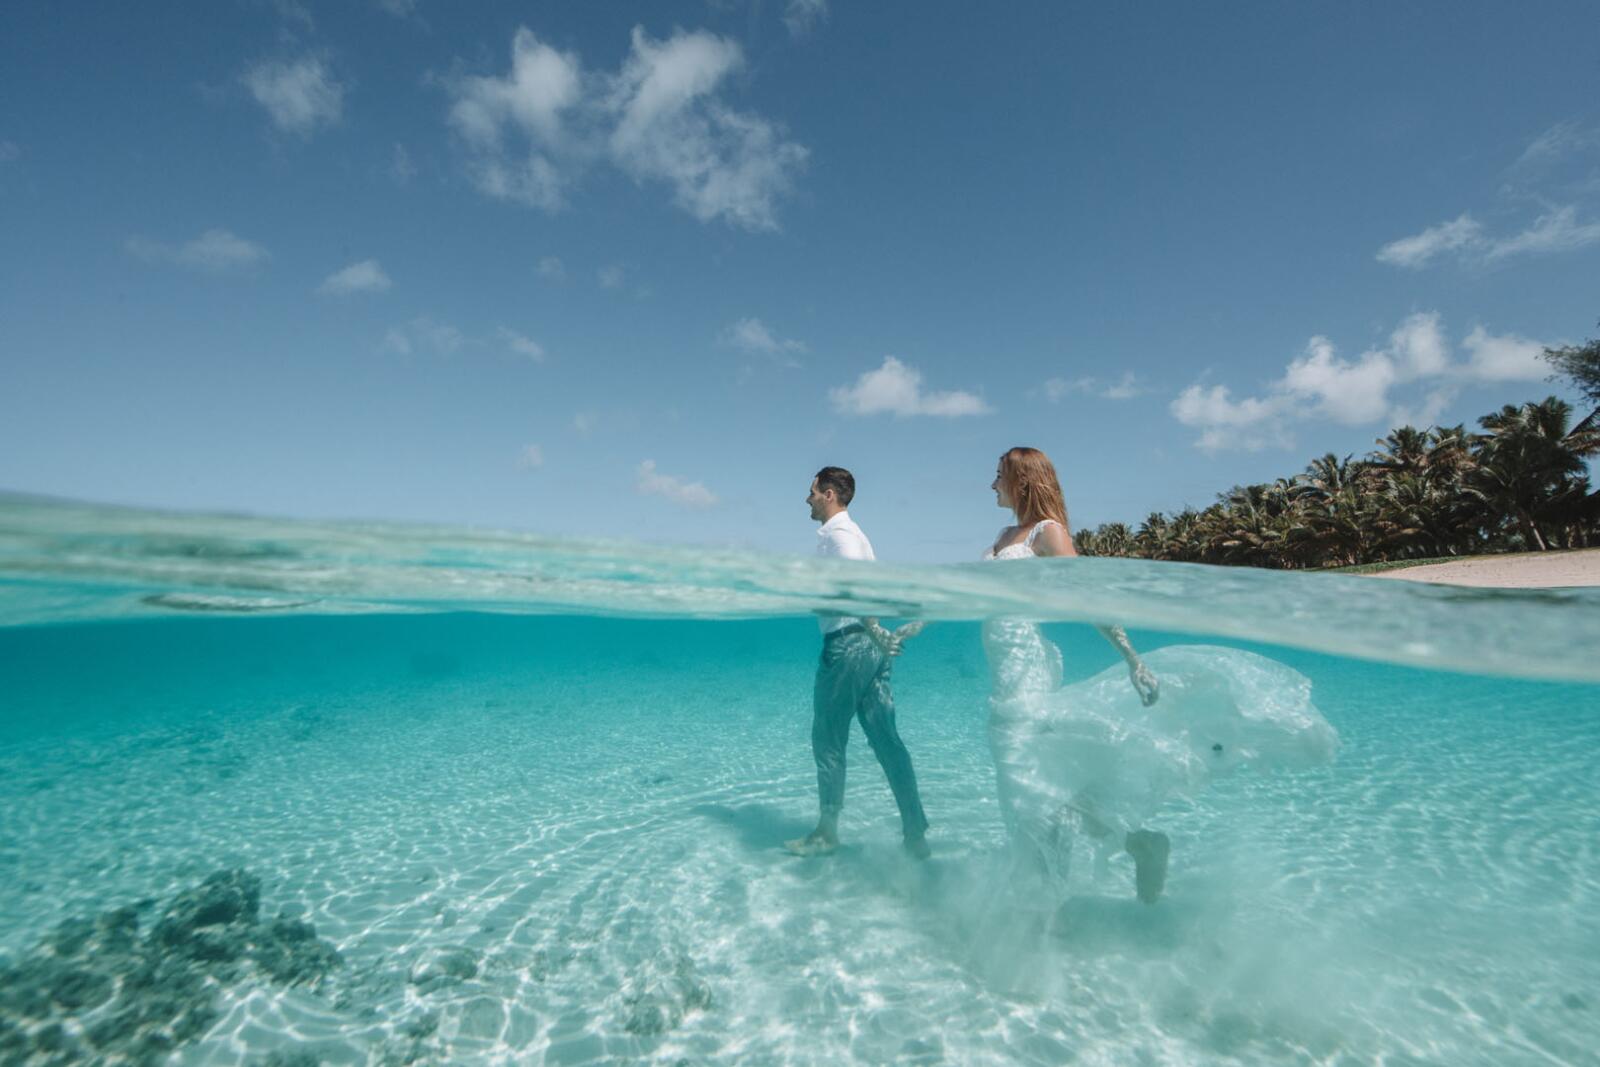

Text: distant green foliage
xmin=1543 ymin=321 xmax=1600 ymax=407
xmin=1076 ymin=396 xmax=1600 ymax=568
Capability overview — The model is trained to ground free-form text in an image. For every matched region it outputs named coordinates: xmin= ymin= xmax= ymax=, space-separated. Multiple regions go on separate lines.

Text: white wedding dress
xmin=982 ymin=520 xmax=1339 ymax=900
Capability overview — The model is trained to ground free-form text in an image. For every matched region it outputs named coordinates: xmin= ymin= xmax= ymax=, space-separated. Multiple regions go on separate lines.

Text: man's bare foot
xmin=784 ymin=830 xmax=839 ymax=857
xmin=1125 ymin=829 xmax=1170 ymax=904
xmin=903 ymin=835 xmax=931 ymax=861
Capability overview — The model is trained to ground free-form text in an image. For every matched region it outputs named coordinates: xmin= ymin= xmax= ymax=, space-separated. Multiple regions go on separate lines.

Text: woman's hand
xmin=1128 ymin=660 xmax=1160 ymax=706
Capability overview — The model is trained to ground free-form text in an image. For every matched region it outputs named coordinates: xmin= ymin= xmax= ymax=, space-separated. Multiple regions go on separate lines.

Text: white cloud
xmin=723 ymin=317 xmax=805 ymax=362
xmin=444 ymin=25 xmax=805 ymax=230
xmin=376 ymin=0 xmax=418 ymax=17
xmin=381 ymin=316 xmax=463 ymax=355
xmin=517 ymin=443 xmax=544 ymax=469
xmin=381 ymin=327 xmax=412 ymax=355
xmin=1389 ymin=387 xmax=1459 ymax=431
xmin=1171 ymin=312 xmax=1553 ymax=451
xmin=829 ymin=357 xmax=992 ymax=417
xmin=1273 ymin=313 xmax=1451 ymax=427
xmin=597 ymin=264 xmax=625 ymax=288
xmin=243 ymin=55 xmax=344 ymax=136
xmin=607 ymin=28 xmax=807 ymax=230
xmin=1170 ymin=384 xmax=1294 ymax=454
xmin=1461 ymin=326 xmax=1546 ymax=382
xmin=1043 ymin=372 xmax=1144 ymax=402
xmin=784 ymin=0 xmax=829 ymax=37
xmin=126 ymin=228 xmax=269 ymax=272
xmin=391 ymin=143 xmax=415 ymax=184
xmin=1486 ymin=205 xmax=1600 ymax=259
xmin=498 ymin=327 xmax=545 ymax=362
xmin=0 ymin=140 xmax=19 ymax=163
xmin=446 ymin=28 xmax=582 ymax=210
xmin=1281 ymin=336 xmax=1399 ymax=425
xmin=1043 ymin=376 xmax=1095 ymax=402
xmin=573 ymin=412 xmax=596 ymax=435
xmin=1511 ymin=120 xmax=1596 ymax=177
xmin=318 ymin=259 xmax=392 ymax=296
xmin=1388 ymin=310 xmax=1450 ymax=377
xmin=1382 ymin=120 xmax=1600 ymax=268
xmin=271 ymin=0 xmax=314 ymax=31
xmin=1378 ymin=207 xmax=1600 ymax=266
xmin=1101 ymin=372 xmax=1145 ymax=400
xmin=1376 ymin=214 xmax=1484 ymax=268
xmin=538 ymin=255 xmax=566 ymax=280
xmin=636 ymin=459 xmax=717 ymax=508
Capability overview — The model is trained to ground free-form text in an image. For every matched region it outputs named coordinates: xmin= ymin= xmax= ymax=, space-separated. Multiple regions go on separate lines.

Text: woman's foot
xmin=1125 ymin=829 xmax=1170 ymax=904
xmin=903 ymin=834 xmax=931 ymax=860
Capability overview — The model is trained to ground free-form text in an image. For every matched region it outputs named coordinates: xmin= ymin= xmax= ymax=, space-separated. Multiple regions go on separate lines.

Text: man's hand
xmin=866 ymin=619 xmax=925 ymax=658
xmin=1128 ymin=660 xmax=1159 ymax=706
xmin=892 ymin=621 xmax=925 ymax=643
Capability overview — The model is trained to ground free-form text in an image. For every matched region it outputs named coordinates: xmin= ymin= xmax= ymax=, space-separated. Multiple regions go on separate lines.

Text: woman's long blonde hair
xmin=1000 ymin=446 xmax=1071 ymax=535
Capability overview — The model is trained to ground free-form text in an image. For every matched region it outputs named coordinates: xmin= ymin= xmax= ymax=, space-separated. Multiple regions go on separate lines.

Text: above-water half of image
xmin=2 ymin=494 xmax=1598 ymax=1066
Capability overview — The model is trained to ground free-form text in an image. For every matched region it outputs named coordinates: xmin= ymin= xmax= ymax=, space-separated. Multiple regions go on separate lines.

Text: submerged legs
xmin=788 ymin=630 xmax=929 ymax=858
xmin=1066 ymin=796 xmax=1172 ymax=904
xmin=1124 ymin=829 xmax=1171 ymax=904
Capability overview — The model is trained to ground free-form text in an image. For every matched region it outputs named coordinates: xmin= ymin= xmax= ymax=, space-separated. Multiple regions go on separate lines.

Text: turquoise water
xmin=2 ymin=496 xmax=1599 ymax=1065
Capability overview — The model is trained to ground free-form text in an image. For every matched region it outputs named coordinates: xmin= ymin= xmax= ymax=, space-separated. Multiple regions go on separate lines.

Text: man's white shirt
xmin=816 ymin=510 xmax=874 ymax=633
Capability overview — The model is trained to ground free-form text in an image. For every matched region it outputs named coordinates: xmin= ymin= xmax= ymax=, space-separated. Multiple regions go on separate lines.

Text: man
xmin=786 ymin=466 xmax=931 ymax=859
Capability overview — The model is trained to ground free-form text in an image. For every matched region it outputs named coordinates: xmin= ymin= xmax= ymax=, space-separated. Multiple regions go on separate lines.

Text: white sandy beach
xmin=1373 ymin=548 xmax=1600 ymax=588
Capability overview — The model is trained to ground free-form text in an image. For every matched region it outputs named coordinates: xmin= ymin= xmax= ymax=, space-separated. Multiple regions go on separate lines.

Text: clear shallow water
xmin=2 ymin=497 xmax=1599 ymax=1065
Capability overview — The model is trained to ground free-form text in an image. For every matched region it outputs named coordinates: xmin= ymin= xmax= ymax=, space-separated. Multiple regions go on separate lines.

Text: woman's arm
xmin=1095 ymin=625 xmax=1159 ymax=705
xmin=1035 ymin=522 xmax=1159 ymax=706
xmin=1031 ymin=522 xmax=1075 ymax=557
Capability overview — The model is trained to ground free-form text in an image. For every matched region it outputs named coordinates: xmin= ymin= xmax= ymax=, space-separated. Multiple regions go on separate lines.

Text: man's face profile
xmin=807 ymin=479 xmax=832 ymax=521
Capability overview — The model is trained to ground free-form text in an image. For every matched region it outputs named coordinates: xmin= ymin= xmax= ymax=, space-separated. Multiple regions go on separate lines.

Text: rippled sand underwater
xmin=3 ymin=613 xmax=1598 ymax=1066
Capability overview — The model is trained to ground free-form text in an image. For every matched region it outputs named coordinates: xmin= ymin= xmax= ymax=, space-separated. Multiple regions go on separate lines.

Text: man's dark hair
xmin=814 ymin=466 xmax=855 ymax=507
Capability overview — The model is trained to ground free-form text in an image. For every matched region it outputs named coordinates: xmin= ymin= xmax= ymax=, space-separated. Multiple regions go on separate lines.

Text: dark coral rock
xmin=47 ymin=917 xmax=95 ymax=957
xmin=0 ymin=958 xmax=55 ymax=1016
xmin=2 ymin=867 xmax=341 ymax=1065
xmin=156 ymin=869 xmax=262 ymax=941
xmin=32 ymin=1022 xmax=67 ymax=1052
xmin=185 ymin=927 xmax=249 ymax=964
xmin=48 ymin=965 xmax=112 ymax=1011
xmin=97 ymin=905 xmax=143 ymax=953
xmin=252 ymin=918 xmax=341 ymax=986
xmin=86 ymin=1005 xmax=147 ymax=1050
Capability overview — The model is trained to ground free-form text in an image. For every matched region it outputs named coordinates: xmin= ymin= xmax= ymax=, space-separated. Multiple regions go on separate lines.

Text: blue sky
xmin=2 ymin=1 xmax=1598 ymax=561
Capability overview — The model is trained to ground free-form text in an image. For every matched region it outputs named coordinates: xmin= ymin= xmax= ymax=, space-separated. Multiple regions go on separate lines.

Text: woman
xmin=981 ymin=447 xmax=1338 ymax=906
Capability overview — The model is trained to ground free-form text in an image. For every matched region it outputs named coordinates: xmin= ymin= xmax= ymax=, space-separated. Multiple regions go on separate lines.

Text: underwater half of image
xmin=2 ymin=497 xmax=1599 ymax=1064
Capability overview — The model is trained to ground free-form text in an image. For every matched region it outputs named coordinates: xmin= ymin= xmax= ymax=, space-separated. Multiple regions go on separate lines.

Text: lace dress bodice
xmin=982 ymin=519 xmax=1061 ymax=562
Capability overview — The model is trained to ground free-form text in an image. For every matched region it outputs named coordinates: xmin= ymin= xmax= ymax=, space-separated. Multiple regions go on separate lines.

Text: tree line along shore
xmin=1075 ymin=329 xmax=1600 ymax=570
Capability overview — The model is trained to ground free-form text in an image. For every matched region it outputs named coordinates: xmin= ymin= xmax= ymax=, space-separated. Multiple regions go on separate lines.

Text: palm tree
xmin=1077 ymin=522 xmax=1135 ymax=558
xmin=1371 ymin=427 xmax=1431 ymax=477
xmin=1468 ymin=398 xmax=1596 ymax=550
xmin=1134 ymin=512 xmax=1170 ymax=559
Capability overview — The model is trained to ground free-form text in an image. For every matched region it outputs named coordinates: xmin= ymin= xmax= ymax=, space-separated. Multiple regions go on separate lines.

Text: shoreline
xmin=1365 ymin=548 xmax=1600 ymax=589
